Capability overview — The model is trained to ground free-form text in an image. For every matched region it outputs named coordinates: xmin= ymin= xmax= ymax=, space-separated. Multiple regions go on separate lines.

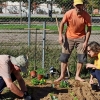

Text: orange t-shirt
xmin=62 ymin=9 xmax=91 ymax=39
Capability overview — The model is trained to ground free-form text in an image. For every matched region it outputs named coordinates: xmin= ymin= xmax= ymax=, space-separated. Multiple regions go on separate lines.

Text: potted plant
xmin=36 ymin=68 xmax=45 ymax=80
xmin=29 ymin=67 xmax=37 ymax=78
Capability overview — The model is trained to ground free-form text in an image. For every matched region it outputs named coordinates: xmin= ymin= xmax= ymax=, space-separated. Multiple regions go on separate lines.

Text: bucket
xmin=91 ymin=83 xmax=98 ymax=90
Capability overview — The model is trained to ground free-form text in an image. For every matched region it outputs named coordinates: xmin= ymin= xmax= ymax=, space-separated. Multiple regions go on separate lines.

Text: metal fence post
xmin=34 ymin=29 xmax=37 ymax=70
xmin=42 ymin=21 xmax=46 ymax=69
xmin=28 ymin=0 xmax=31 ymax=47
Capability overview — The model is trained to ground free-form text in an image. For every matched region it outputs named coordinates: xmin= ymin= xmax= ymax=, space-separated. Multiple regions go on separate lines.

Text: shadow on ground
xmin=27 ymin=83 xmax=68 ymax=100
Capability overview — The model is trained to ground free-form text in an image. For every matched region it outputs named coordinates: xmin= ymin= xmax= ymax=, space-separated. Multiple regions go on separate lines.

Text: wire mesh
xmin=0 ymin=0 xmax=100 ymax=73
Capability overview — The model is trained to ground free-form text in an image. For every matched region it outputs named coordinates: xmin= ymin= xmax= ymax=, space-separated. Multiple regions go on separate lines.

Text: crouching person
xmin=0 ymin=55 xmax=31 ymax=100
xmin=86 ymin=41 xmax=100 ymax=89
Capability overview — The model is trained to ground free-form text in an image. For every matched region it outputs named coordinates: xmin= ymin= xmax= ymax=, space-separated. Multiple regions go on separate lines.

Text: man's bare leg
xmin=54 ymin=62 xmax=67 ymax=82
xmin=75 ymin=63 xmax=85 ymax=82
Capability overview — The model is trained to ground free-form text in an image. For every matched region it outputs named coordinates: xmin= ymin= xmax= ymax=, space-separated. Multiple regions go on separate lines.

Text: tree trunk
xmin=0 ymin=7 xmax=3 ymax=13
xmin=0 ymin=2 xmax=3 ymax=13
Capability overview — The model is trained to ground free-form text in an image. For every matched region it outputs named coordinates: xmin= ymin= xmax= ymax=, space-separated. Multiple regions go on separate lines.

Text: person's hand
xmin=23 ymin=91 xmax=32 ymax=100
xmin=89 ymin=79 xmax=94 ymax=84
xmin=82 ymin=42 xmax=87 ymax=51
xmin=59 ymin=34 xmax=63 ymax=45
xmin=86 ymin=63 xmax=95 ymax=69
xmin=86 ymin=63 xmax=92 ymax=69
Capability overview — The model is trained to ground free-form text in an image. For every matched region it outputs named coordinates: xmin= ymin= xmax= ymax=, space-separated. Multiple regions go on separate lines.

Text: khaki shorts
xmin=62 ymin=36 xmax=86 ymax=54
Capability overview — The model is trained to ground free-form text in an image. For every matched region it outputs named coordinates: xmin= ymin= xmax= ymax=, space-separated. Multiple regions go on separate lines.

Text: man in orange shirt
xmin=54 ymin=0 xmax=91 ymax=82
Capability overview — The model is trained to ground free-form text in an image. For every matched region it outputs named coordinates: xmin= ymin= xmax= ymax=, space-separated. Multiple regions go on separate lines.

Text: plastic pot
xmin=30 ymin=70 xmax=37 ymax=78
xmin=37 ymin=74 xmax=43 ymax=80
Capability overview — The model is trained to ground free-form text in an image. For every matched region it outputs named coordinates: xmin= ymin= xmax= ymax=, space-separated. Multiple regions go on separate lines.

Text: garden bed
xmin=1 ymin=77 xmax=100 ymax=100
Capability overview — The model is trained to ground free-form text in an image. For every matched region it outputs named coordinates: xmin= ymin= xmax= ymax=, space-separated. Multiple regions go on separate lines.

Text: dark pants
xmin=91 ymin=69 xmax=100 ymax=88
xmin=0 ymin=73 xmax=16 ymax=93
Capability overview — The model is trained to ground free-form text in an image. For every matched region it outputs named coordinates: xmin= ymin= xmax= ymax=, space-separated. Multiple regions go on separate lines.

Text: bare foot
xmin=75 ymin=76 xmax=85 ymax=82
xmin=54 ymin=77 xmax=64 ymax=83
xmin=89 ymin=79 xmax=94 ymax=84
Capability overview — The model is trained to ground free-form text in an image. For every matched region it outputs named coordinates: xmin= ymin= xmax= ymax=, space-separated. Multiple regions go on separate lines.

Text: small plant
xmin=50 ymin=93 xmax=58 ymax=100
xmin=36 ymin=68 xmax=45 ymax=75
xmin=39 ymin=78 xmax=46 ymax=85
xmin=31 ymin=78 xmax=46 ymax=85
xmin=70 ymin=92 xmax=78 ymax=100
xmin=28 ymin=67 xmax=34 ymax=75
xmin=31 ymin=78 xmax=40 ymax=85
xmin=59 ymin=80 xmax=69 ymax=88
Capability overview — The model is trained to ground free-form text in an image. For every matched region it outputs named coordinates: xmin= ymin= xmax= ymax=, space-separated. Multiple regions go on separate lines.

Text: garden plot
xmin=1 ymin=78 xmax=100 ymax=100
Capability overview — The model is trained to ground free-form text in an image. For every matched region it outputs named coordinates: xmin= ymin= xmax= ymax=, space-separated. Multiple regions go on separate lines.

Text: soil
xmin=26 ymin=78 xmax=100 ymax=100
xmin=1 ymin=78 xmax=100 ymax=100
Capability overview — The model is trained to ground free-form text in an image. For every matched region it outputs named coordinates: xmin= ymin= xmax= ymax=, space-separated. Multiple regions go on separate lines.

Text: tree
xmin=54 ymin=0 xmax=73 ymax=13
xmin=86 ymin=0 xmax=100 ymax=14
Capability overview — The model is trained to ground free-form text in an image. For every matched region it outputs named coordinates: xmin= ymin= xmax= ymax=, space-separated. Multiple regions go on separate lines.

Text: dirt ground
xmin=1 ymin=77 xmax=100 ymax=100
xmin=26 ymin=78 xmax=100 ymax=100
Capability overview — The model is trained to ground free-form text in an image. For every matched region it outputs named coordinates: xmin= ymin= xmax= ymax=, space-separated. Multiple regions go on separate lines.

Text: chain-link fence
xmin=0 ymin=0 xmax=100 ymax=75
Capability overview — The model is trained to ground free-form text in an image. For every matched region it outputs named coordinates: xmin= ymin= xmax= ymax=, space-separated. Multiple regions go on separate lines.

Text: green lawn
xmin=0 ymin=24 xmax=100 ymax=31
xmin=92 ymin=26 xmax=100 ymax=30
xmin=0 ymin=24 xmax=59 ymax=30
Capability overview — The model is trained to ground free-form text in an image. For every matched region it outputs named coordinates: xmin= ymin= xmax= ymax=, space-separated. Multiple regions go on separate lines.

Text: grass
xmin=92 ymin=26 xmax=100 ymax=30
xmin=0 ymin=24 xmax=58 ymax=30
xmin=0 ymin=46 xmax=91 ymax=78
xmin=0 ymin=24 xmax=100 ymax=31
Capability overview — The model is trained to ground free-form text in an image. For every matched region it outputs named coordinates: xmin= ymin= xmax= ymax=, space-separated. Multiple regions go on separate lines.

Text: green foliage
xmin=36 ymin=68 xmax=45 ymax=75
xmin=59 ymin=80 xmax=69 ymax=88
xmin=55 ymin=0 xmax=73 ymax=11
xmin=39 ymin=78 xmax=46 ymax=85
xmin=44 ymin=46 xmax=61 ymax=70
xmin=68 ymin=48 xmax=77 ymax=76
xmin=70 ymin=92 xmax=78 ymax=100
xmin=31 ymin=78 xmax=46 ymax=85
xmin=50 ymin=93 xmax=58 ymax=100
xmin=0 ymin=44 xmax=91 ymax=78
xmin=28 ymin=67 xmax=35 ymax=71
xmin=31 ymin=78 xmax=40 ymax=85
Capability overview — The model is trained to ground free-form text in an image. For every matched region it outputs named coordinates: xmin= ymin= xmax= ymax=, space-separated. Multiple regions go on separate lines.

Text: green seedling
xmin=31 ymin=78 xmax=46 ymax=85
xmin=74 ymin=97 xmax=78 ymax=100
xmin=31 ymin=78 xmax=40 ymax=85
xmin=39 ymin=78 xmax=46 ymax=85
xmin=59 ymin=80 xmax=69 ymax=88
xmin=70 ymin=92 xmax=78 ymax=100
xmin=51 ymin=84 xmax=55 ymax=88
xmin=36 ymin=68 xmax=45 ymax=75
xmin=50 ymin=93 xmax=58 ymax=100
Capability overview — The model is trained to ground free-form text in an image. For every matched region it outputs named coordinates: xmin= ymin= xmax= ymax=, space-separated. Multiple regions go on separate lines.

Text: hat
xmin=74 ymin=0 xmax=83 ymax=5
xmin=10 ymin=55 xmax=28 ymax=73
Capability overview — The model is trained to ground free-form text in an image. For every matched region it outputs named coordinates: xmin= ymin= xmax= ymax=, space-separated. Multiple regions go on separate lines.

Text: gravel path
xmin=0 ymin=33 xmax=100 ymax=44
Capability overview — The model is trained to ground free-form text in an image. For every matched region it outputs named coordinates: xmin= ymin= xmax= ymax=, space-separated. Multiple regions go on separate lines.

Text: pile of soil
xmin=1 ymin=78 xmax=100 ymax=100
xmin=26 ymin=79 xmax=100 ymax=100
